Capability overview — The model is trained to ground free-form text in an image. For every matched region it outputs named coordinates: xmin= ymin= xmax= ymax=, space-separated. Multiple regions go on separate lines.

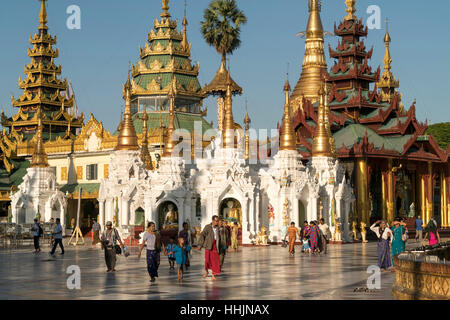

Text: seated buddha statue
xmin=223 ymin=200 xmax=241 ymax=223
xmin=163 ymin=204 xmax=178 ymax=230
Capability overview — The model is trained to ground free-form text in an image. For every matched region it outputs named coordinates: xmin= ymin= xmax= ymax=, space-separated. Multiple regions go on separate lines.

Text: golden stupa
xmin=279 ymin=77 xmax=297 ymax=151
xmin=290 ymin=0 xmax=328 ymax=111
xmin=311 ymin=84 xmax=333 ymax=157
xmin=30 ymin=108 xmax=49 ymax=168
xmin=222 ymin=72 xmax=237 ymax=149
xmin=115 ymin=77 xmax=139 ymax=151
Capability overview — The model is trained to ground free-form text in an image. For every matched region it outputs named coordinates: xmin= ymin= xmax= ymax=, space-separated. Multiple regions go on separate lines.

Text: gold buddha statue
xmin=223 ymin=200 xmax=241 ymax=223
xmin=163 ymin=203 xmax=179 ymax=230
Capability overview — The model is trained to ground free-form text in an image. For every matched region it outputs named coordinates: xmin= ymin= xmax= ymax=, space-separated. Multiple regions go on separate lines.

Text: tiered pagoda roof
xmin=292 ymin=1 xmax=449 ymax=164
xmin=127 ymin=0 xmax=213 ymax=151
xmin=0 ymin=0 xmax=84 ymax=173
xmin=131 ymin=0 xmax=205 ymax=102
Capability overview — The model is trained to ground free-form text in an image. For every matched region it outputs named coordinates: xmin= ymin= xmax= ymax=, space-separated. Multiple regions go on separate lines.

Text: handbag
xmin=115 ymin=244 xmax=122 ymax=255
xmin=402 ymin=233 xmax=408 ymax=242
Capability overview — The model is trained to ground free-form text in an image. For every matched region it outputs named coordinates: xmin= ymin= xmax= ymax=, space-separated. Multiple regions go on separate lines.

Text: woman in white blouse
xmin=370 ymin=220 xmax=394 ymax=271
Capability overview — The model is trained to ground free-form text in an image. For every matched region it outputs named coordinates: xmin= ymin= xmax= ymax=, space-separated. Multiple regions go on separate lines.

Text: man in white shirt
xmin=138 ymin=222 xmax=163 ymax=282
xmin=50 ymin=218 xmax=64 ymax=256
xmin=318 ymin=218 xmax=330 ymax=254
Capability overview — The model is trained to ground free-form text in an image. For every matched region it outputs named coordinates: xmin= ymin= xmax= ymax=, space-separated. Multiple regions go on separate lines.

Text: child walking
xmin=166 ymin=238 xmax=176 ymax=270
xmin=167 ymin=237 xmax=191 ymax=281
xmin=302 ymin=237 xmax=311 ymax=254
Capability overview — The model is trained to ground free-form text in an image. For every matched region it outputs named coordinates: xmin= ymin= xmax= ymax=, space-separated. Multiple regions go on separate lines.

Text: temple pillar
xmin=121 ymin=197 xmax=129 ymax=226
xmin=426 ymin=161 xmax=433 ymax=223
xmin=356 ymin=158 xmax=370 ymax=224
xmin=381 ymin=171 xmax=387 ymax=221
xmin=387 ymin=159 xmax=395 ymax=225
xmin=242 ymin=198 xmax=249 ymax=244
xmin=99 ymin=201 xmax=105 ymax=227
xmin=178 ymin=198 xmax=185 ymax=233
xmin=294 ymin=197 xmax=300 ymax=227
xmin=420 ymin=173 xmax=427 ymax=223
xmin=440 ymin=169 xmax=448 ymax=227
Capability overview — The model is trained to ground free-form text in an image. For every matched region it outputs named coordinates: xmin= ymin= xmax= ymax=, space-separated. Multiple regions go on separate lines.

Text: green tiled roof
xmin=379 ymin=116 xmax=409 ymax=131
xmin=60 ymin=183 xmax=100 ymax=195
xmin=0 ymin=160 xmax=30 ymax=191
xmin=333 ymin=124 xmax=412 ymax=154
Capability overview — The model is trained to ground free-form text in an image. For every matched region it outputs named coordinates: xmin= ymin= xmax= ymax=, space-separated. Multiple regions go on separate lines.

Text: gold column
xmin=440 ymin=169 xmax=448 ymax=227
xmin=387 ymin=159 xmax=394 ymax=224
xmin=426 ymin=161 xmax=433 ymax=223
xmin=381 ymin=172 xmax=387 ymax=221
xmin=244 ymin=110 xmax=251 ymax=160
xmin=421 ymin=174 xmax=426 ymax=222
xmin=356 ymin=158 xmax=369 ymax=224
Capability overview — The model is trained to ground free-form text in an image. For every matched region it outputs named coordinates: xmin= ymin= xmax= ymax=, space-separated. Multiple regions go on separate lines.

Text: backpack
xmin=38 ymin=224 xmax=43 ymax=237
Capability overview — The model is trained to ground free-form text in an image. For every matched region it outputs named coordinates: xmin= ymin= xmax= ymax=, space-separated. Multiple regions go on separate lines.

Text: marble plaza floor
xmin=0 ymin=239 xmax=426 ymax=300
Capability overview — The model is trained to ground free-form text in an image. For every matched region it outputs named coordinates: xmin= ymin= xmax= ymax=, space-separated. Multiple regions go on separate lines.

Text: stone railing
xmin=392 ymin=242 xmax=450 ymax=300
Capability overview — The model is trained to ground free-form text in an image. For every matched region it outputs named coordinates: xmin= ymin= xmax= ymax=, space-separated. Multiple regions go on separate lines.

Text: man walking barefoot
xmin=197 ymin=215 xmax=221 ymax=280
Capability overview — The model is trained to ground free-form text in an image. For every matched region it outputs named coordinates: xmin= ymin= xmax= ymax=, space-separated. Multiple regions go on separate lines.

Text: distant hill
xmin=426 ymin=122 xmax=450 ymax=150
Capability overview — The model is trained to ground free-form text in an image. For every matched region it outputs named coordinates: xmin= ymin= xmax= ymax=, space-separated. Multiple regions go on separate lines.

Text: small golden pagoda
xmin=163 ymin=81 xmax=177 ymax=157
xmin=291 ymin=0 xmax=328 ymax=111
xmin=244 ymin=109 xmax=251 ymax=159
xmin=222 ymin=73 xmax=237 ymax=149
xmin=30 ymin=108 xmax=49 ymax=168
xmin=377 ymin=19 xmax=400 ymax=103
xmin=311 ymin=84 xmax=333 ymax=157
xmin=279 ymin=77 xmax=297 ymax=151
xmin=140 ymin=110 xmax=153 ymax=170
xmin=116 ymin=77 xmax=139 ymax=151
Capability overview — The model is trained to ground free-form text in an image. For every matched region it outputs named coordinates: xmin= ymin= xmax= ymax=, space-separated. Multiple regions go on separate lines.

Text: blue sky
xmin=0 ymin=0 xmax=449 ymax=131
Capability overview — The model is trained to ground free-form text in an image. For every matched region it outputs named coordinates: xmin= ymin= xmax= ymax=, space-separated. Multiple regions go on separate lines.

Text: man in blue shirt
xmin=415 ymin=215 xmax=423 ymax=243
xmin=50 ymin=218 xmax=64 ymax=256
xmin=31 ymin=218 xmax=40 ymax=254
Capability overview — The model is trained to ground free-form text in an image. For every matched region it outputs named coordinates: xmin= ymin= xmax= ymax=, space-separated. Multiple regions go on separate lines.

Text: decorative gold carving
xmin=61 ymin=167 xmax=68 ymax=181
xmin=116 ymin=77 xmax=139 ymax=151
xmin=222 ymin=72 xmax=236 ymax=149
xmin=312 ymin=84 xmax=333 ymax=157
xmin=76 ymin=166 xmax=83 ymax=180
xmin=30 ymin=108 xmax=49 ymax=168
xmin=104 ymin=164 xmax=109 ymax=179
xmin=345 ymin=0 xmax=357 ymax=21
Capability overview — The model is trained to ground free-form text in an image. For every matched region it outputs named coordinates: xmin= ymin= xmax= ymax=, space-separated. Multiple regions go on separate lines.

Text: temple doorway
xmin=134 ymin=207 xmax=145 ymax=227
xmin=81 ymin=200 xmax=99 ymax=235
xmin=298 ymin=201 xmax=306 ymax=225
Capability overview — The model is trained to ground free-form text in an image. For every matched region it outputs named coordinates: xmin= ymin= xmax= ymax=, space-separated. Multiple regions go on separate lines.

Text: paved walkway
xmin=0 ymin=239 xmax=426 ymax=300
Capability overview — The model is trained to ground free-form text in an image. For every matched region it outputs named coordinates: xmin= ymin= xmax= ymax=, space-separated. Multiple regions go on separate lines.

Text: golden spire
xmin=312 ymin=84 xmax=332 ymax=157
xmin=244 ymin=107 xmax=251 ymax=160
xmin=345 ymin=0 xmax=357 ymax=21
xmin=377 ymin=19 xmax=400 ymax=102
xmin=116 ymin=76 xmax=139 ymax=151
xmin=279 ymin=76 xmax=297 ymax=151
xmin=291 ymin=0 xmax=327 ymax=110
xmin=182 ymin=5 xmax=188 ymax=49
xmin=222 ymin=71 xmax=236 ymax=149
xmin=163 ymin=81 xmax=177 ymax=157
xmin=161 ymin=0 xmax=171 ymax=18
xmin=30 ymin=108 xmax=49 ymax=168
xmin=140 ymin=110 xmax=153 ymax=170
xmin=39 ymin=0 xmax=48 ymax=31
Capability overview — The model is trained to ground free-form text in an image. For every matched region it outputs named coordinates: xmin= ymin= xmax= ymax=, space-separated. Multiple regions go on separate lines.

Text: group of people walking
xmin=31 ymin=218 xmax=65 ymax=256
xmin=284 ymin=219 xmax=331 ymax=256
xmin=372 ymin=216 xmax=442 ymax=272
xmin=103 ymin=215 xmax=239 ymax=283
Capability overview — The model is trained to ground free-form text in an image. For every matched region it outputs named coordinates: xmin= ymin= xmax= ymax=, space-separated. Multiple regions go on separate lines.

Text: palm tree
xmin=201 ymin=0 xmax=247 ymax=67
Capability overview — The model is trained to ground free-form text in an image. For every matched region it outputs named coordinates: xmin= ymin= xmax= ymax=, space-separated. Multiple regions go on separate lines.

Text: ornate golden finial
xmin=39 ymin=0 xmax=48 ymax=30
xmin=344 ymin=0 xmax=357 ymax=21
xmin=182 ymin=0 xmax=188 ymax=49
xmin=161 ymin=0 xmax=171 ymax=18
xmin=279 ymin=75 xmax=297 ymax=151
xmin=222 ymin=71 xmax=236 ymax=149
xmin=377 ymin=18 xmax=400 ymax=102
xmin=116 ymin=76 xmax=139 ymax=151
xmin=312 ymin=83 xmax=332 ymax=157
xmin=140 ymin=110 xmax=153 ymax=170
xmin=244 ymin=104 xmax=251 ymax=160
xmin=30 ymin=108 xmax=49 ymax=168
xmin=291 ymin=0 xmax=327 ymax=109
xmin=163 ymin=88 xmax=177 ymax=157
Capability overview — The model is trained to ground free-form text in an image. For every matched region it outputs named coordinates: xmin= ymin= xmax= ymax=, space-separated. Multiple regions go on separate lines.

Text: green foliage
xmin=426 ymin=122 xmax=450 ymax=150
xmin=200 ymin=0 xmax=247 ymax=60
